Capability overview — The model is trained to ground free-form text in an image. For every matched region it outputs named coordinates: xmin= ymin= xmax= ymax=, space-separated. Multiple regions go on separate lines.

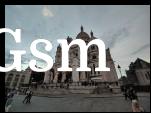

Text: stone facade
xmin=44 ymin=26 xmax=118 ymax=84
xmin=5 ymin=67 xmax=32 ymax=89
xmin=126 ymin=58 xmax=150 ymax=86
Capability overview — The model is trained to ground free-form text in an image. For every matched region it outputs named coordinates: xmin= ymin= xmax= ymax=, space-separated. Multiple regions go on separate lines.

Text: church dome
xmin=76 ymin=32 xmax=90 ymax=39
xmin=76 ymin=26 xmax=90 ymax=41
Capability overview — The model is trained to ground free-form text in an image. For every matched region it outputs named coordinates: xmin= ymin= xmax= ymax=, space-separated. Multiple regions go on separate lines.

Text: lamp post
xmin=117 ymin=64 xmax=124 ymax=86
xmin=117 ymin=65 xmax=122 ymax=78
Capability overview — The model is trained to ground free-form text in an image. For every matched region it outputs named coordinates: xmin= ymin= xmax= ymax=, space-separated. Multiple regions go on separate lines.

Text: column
xmin=50 ymin=71 xmax=54 ymax=83
xmin=53 ymin=71 xmax=58 ymax=83
xmin=72 ymin=69 xmax=79 ymax=82
xmin=80 ymin=72 xmax=86 ymax=81
xmin=43 ymin=71 xmax=50 ymax=84
xmin=10 ymin=74 xmax=16 ymax=88
xmin=61 ymin=72 xmax=66 ymax=82
xmin=17 ymin=74 xmax=22 ymax=88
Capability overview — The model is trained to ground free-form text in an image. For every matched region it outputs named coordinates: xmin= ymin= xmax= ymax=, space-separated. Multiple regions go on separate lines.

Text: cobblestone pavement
xmin=11 ymin=93 xmax=150 ymax=112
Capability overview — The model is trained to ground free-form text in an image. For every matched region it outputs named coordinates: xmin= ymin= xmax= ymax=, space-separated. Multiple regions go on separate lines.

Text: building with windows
xmin=126 ymin=58 xmax=150 ymax=86
xmin=5 ymin=67 xmax=32 ymax=89
xmin=44 ymin=26 xmax=118 ymax=84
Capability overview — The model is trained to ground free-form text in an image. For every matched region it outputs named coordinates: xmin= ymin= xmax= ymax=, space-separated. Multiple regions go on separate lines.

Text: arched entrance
xmin=49 ymin=68 xmax=55 ymax=83
xmin=57 ymin=72 xmax=62 ymax=83
xmin=64 ymin=72 xmax=72 ymax=83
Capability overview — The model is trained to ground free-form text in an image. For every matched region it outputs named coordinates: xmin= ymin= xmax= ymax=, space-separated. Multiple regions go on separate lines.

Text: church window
xmin=12 ymin=82 xmax=17 ymax=87
xmin=145 ymin=72 xmax=150 ymax=80
xmin=21 ymin=75 xmax=25 ymax=82
xmin=76 ymin=53 xmax=78 ymax=56
xmin=6 ymin=74 xmax=13 ymax=82
xmin=15 ymin=77 xmax=19 ymax=82
xmin=147 ymin=72 xmax=150 ymax=79
xmin=92 ymin=55 xmax=96 ymax=59
xmin=91 ymin=45 xmax=95 ymax=50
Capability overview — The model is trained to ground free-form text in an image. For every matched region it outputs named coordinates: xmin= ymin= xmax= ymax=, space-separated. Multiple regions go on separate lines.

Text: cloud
xmin=42 ymin=6 xmax=54 ymax=17
xmin=130 ymin=43 xmax=150 ymax=55
xmin=102 ymin=26 xmax=129 ymax=49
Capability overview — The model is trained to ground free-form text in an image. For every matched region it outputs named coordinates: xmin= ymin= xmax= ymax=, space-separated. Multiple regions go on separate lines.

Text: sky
xmin=5 ymin=5 xmax=150 ymax=78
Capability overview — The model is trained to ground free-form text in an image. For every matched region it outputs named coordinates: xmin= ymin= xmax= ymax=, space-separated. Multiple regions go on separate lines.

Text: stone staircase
xmin=33 ymin=88 xmax=70 ymax=96
xmin=31 ymin=84 xmax=116 ymax=96
xmin=92 ymin=86 xmax=111 ymax=94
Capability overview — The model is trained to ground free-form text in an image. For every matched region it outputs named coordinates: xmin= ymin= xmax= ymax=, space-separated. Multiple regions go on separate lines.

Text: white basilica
xmin=44 ymin=26 xmax=118 ymax=84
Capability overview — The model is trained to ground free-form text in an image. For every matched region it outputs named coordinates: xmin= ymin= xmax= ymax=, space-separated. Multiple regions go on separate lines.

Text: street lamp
xmin=117 ymin=64 xmax=124 ymax=86
xmin=117 ymin=64 xmax=122 ymax=78
xmin=113 ymin=61 xmax=123 ymax=78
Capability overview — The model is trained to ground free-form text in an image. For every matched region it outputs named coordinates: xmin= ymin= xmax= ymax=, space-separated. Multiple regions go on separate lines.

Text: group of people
xmin=123 ymin=87 xmax=138 ymax=101
xmin=5 ymin=87 xmax=34 ymax=112
xmin=123 ymin=86 xmax=145 ymax=112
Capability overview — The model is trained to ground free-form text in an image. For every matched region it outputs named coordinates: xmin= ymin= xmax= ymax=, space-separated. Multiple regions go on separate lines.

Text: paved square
xmin=10 ymin=94 xmax=150 ymax=112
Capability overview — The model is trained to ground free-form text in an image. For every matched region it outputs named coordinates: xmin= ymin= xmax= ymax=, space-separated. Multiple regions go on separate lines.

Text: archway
xmin=64 ymin=72 xmax=72 ymax=83
xmin=49 ymin=68 xmax=55 ymax=83
xmin=57 ymin=72 xmax=62 ymax=83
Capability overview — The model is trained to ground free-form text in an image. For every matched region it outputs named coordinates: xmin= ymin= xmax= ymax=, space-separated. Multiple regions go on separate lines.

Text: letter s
xmin=29 ymin=39 xmax=53 ymax=72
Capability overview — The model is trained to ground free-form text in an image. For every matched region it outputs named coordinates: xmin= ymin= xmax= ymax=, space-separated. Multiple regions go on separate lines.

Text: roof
xmin=76 ymin=31 xmax=90 ymax=40
xmin=129 ymin=58 xmax=150 ymax=70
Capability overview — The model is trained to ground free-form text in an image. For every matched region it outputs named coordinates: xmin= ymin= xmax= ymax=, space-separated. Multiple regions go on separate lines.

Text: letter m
xmin=57 ymin=39 xmax=110 ymax=71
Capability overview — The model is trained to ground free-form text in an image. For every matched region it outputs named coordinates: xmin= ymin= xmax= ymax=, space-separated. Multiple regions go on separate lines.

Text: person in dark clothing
xmin=132 ymin=100 xmax=145 ymax=112
xmin=23 ymin=94 xmax=29 ymax=104
xmin=23 ymin=90 xmax=31 ymax=104
xmin=67 ymin=83 xmax=69 ymax=89
xmin=123 ymin=87 xmax=128 ymax=100
xmin=131 ymin=89 xmax=138 ymax=100
xmin=128 ymin=87 xmax=138 ymax=101
xmin=26 ymin=91 xmax=33 ymax=104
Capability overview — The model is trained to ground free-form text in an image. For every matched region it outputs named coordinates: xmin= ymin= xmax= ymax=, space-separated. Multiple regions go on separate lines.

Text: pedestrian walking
xmin=132 ymin=100 xmax=145 ymax=112
xmin=5 ymin=90 xmax=14 ymax=112
xmin=123 ymin=87 xmax=128 ymax=100
xmin=67 ymin=83 xmax=69 ymax=89
xmin=22 ymin=89 xmax=31 ymax=104
xmin=26 ymin=91 xmax=33 ymax=104
xmin=129 ymin=87 xmax=138 ymax=101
